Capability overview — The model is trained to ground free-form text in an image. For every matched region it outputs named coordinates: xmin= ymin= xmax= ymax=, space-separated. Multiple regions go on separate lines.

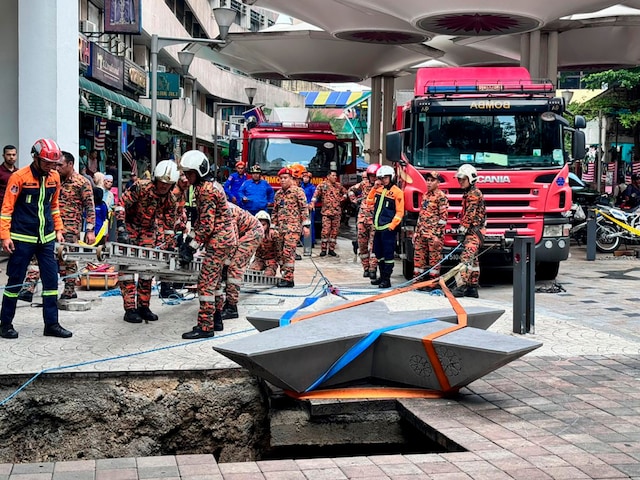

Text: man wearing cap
xmin=622 ymin=174 xmax=640 ymax=208
xmin=238 ymin=164 xmax=274 ymax=215
xmin=272 ymin=167 xmax=310 ymax=287
xmin=223 ymin=161 xmax=248 ymax=205
xmin=413 ymin=171 xmax=449 ymax=289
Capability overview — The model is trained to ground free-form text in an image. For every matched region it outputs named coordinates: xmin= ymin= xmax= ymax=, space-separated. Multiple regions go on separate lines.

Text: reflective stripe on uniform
xmin=199 ymin=295 xmax=216 ymax=302
xmin=42 ymin=290 xmax=58 ymax=297
xmin=119 ymin=274 xmax=135 ymax=281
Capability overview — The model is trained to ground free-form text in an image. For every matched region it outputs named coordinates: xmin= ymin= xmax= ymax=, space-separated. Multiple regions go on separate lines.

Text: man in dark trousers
xmin=0 ymin=139 xmax=71 ymax=339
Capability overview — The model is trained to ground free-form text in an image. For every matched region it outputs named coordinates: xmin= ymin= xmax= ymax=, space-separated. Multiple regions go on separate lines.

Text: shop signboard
xmin=157 ymin=72 xmax=180 ymax=100
xmin=79 ymin=34 xmax=90 ymax=74
xmin=104 ymin=0 xmax=142 ymax=34
xmin=88 ymin=42 xmax=124 ymax=90
xmin=124 ymin=59 xmax=147 ymax=96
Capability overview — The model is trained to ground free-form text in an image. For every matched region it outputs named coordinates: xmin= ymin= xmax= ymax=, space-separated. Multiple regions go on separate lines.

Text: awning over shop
xmin=299 ymin=90 xmax=370 ymax=108
xmin=79 ymin=76 xmax=172 ymax=126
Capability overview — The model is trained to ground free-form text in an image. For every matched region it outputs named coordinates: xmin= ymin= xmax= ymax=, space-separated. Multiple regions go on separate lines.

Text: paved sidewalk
xmin=0 ymin=240 xmax=639 ymax=479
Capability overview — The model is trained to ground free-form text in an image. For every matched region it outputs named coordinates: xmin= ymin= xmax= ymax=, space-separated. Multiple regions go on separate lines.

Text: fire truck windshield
xmin=411 ymin=113 xmax=564 ymax=170
xmin=248 ymin=138 xmax=339 ymax=177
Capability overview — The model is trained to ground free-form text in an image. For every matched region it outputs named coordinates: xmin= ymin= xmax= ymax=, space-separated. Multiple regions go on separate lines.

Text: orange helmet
xmin=289 ymin=164 xmax=307 ymax=179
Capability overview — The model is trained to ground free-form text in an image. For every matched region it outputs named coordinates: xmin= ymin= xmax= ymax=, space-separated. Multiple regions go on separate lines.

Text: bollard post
xmin=586 ymin=208 xmax=596 ymax=261
xmin=513 ymin=236 xmax=535 ymax=334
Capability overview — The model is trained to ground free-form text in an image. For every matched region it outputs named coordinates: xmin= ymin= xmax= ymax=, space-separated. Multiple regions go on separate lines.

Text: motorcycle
xmin=593 ymin=203 xmax=640 ymax=253
xmin=568 ymin=194 xmax=610 ymax=246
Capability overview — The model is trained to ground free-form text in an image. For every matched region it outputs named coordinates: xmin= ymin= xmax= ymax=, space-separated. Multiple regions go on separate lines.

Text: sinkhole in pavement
xmin=0 ymin=371 xmax=463 ymax=464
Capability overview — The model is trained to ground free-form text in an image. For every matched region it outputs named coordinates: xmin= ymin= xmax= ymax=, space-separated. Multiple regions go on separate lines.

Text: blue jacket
xmin=238 ymin=179 xmax=274 ymax=214
xmin=223 ymin=172 xmax=248 ymax=203
xmin=301 ymin=181 xmax=316 ymax=203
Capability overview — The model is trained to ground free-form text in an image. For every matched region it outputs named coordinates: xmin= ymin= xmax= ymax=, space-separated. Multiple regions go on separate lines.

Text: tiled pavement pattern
xmin=1 ymin=240 xmax=640 ymax=479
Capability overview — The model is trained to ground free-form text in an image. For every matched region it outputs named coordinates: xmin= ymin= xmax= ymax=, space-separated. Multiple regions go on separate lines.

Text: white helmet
xmin=180 ymin=150 xmax=210 ymax=178
xmin=376 ymin=165 xmax=395 ymax=180
xmin=153 ymin=160 xmax=179 ymax=184
xmin=456 ymin=164 xmax=478 ymax=184
xmin=255 ymin=210 xmax=271 ymax=224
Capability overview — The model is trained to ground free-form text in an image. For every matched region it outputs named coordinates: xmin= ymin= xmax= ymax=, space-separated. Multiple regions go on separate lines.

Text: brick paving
xmin=0 ymin=240 xmax=639 ymax=479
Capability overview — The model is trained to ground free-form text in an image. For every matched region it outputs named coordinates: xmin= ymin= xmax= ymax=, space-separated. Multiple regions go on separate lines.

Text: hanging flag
xmin=94 ymin=119 xmax=107 ymax=151
xmin=582 ymin=162 xmax=594 ymax=183
xmin=633 ymin=162 xmax=640 ymax=175
xmin=242 ymin=106 xmax=266 ymax=124
xmin=123 ymin=150 xmax=137 ymax=176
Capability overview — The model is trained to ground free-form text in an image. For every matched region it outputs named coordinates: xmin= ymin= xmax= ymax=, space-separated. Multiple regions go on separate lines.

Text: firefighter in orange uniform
xmin=413 ymin=171 xmax=449 ymax=290
xmin=0 ymin=139 xmax=71 ymax=339
xmin=272 ymin=167 xmax=310 ymax=287
xmin=348 ymin=163 xmax=380 ymax=279
xmin=451 ymin=164 xmax=486 ymax=298
xmin=250 ymin=211 xmax=279 ymax=276
xmin=179 ymin=150 xmax=238 ymax=339
xmin=220 ymin=203 xmax=264 ymax=320
xmin=311 ymin=170 xmax=347 ymax=256
xmin=115 ymin=160 xmax=179 ymax=324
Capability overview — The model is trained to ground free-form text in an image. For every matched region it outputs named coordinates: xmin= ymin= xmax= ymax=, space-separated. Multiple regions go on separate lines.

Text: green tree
xmin=572 ymin=68 xmax=640 ymax=161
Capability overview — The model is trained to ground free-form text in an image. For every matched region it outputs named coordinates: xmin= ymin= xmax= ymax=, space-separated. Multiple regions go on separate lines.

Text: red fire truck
xmin=387 ymin=67 xmax=587 ymax=280
xmin=242 ymin=121 xmax=357 ymax=188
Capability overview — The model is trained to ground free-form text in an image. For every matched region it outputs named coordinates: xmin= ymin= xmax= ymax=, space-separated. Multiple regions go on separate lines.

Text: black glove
xmin=117 ymin=230 xmax=131 ymax=244
xmin=178 ymin=236 xmax=198 ymax=266
xmin=456 ymin=233 xmax=466 ymax=244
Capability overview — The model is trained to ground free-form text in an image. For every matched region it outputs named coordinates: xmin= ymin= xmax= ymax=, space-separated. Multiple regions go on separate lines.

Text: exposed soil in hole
xmin=0 ymin=370 xmax=269 ymax=463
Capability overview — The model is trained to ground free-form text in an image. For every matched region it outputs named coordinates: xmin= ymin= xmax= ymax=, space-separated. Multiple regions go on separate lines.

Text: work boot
xmin=213 ymin=310 xmax=224 ymax=331
xmin=221 ymin=303 xmax=238 ymax=320
xmin=0 ymin=324 xmax=18 ymax=339
xmin=277 ymin=279 xmax=295 ymax=288
xmin=369 ymin=269 xmax=377 ymax=280
xmin=295 ymin=253 xmax=302 ymax=260
xmin=182 ymin=326 xmax=214 ymax=339
xmin=370 ymin=267 xmax=382 ymax=285
xmin=328 ymin=250 xmax=337 ymax=257
xmin=451 ymin=286 xmax=467 ymax=298
xmin=17 ymin=290 xmax=33 ymax=303
xmin=363 ymin=269 xmax=370 ymax=278
xmin=319 ymin=250 xmax=327 ymax=257
xmin=124 ymin=309 xmax=143 ymax=323
xmin=378 ymin=277 xmax=391 ymax=289
xmin=59 ymin=291 xmax=78 ymax=300
xmin=43 ymin=323 xmax=73 ymax=338
xmin=138 ymin=306 xmax=159 ymax=322
xmin=159 ymin=282 xmax=183 ymax=299
xmin=465 ymin=286 xmax=479 ymax=298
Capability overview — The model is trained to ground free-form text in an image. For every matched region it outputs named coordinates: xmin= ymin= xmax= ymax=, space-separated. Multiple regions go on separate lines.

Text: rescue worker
xmin=452 ymin=164 xmax=486 ymax=298
xmin=220 ymin=203 xmax=264 ymax=320
xmin=367 ymin=165 xmax=404 ymax=289
xmin=272 ymin=167 xmax=310 ymax=288
xmin=238 ymin=164 xmax=274 ymax=215
xmin=56 ymin=151 xmax=96 ymax=299
xmin=348 ymin=163 xmax=380 ymax=279
xmin=0 ymin=139 xmax=71 ymax=339
xmin=300 ymin=170 xmax=316 ymax=255
xmin=115 ymin=160 xmax=179 ymax=323
xmin=250 ymin=210 xmax=279 ymax=276
xmin=223 ymin=161 xmax=248 ymax=205
xmin=413 ymin=171 xmax=449 ymax=290
xmin=310 ymin=170 xmax=347 ymax=256
xmin=179 ymin=150 xmax=238 ymax=339
xmin=289 ymin=164 xmax=308 ymax=259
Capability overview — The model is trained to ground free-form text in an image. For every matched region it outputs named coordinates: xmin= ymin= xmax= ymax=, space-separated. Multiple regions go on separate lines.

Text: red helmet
xmin=365 ymin=163 xmax=381 ymax=177
xmin=31 ymin=138 xmax=62 ymax=163
xmin=278 ymin=167 xmax=293 ymax=177
xmin=235 ymin=161 xmax=246 ymax=169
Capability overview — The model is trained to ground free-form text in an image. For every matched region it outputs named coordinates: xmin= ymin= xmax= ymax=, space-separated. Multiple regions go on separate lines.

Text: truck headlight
xmin=543 ymin=225 xmax=569 ymax=237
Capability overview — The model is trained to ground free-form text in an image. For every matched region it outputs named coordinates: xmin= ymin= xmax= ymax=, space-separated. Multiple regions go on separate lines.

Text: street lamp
xmin=178 ymin=51 xmax=197 ymax=150
xmin=213 ymin=87 xmax=258 ymax=170
xmin=150 ymin=7 xmax=236 ymax=171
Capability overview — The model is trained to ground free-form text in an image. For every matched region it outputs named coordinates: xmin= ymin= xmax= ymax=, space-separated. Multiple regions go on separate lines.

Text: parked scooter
xmin=593 ymin=203 xmax=640 ymax=253
xmin=569 ymin=194 xmax=609 ymax=246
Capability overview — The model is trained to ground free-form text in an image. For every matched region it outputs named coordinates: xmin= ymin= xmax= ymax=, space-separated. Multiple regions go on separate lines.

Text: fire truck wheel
xmin=535 ymin=261 xmax=560 ymax=281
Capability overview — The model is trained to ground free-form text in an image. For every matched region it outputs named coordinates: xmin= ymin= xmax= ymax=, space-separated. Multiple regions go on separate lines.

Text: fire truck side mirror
xmin=386 ymin=132 xmax=402 ymax=163
xmin=572 ymin=130 xmax=586 ymax=161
